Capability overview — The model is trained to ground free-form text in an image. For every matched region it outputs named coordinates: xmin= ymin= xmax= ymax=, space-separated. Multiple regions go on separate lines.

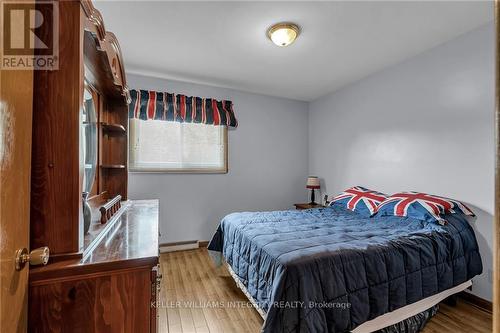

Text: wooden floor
xmin=159 ymin=248 xmax=492 ymax=333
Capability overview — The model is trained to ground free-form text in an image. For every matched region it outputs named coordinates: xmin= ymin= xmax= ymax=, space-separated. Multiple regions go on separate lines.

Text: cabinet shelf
xmin=101 ymin=122 xmax=126 ymax=133
xmin=100 ymin=164 xmax=126 ymax=169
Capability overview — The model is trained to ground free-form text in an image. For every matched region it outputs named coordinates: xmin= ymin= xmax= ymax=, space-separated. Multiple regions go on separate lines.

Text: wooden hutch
xmin=28 ymin=1 xmax=159 ymax=332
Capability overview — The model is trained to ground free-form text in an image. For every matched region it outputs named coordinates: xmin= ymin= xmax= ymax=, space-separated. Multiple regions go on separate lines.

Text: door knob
xmin=15 ymin=247 xmax=50 ymax=271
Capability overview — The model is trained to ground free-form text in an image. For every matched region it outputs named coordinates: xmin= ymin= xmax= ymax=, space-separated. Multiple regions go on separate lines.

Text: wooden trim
xmin=80 ymin=0 xmax=130 ymax=103
xmin=495 ymin=0 xmax=500 ymax=331
xmin=87 ymin=191 xmax=108 ymax=210
xmin=80 ymin=0 xmax=106 ymax=40
xmin=159 ymin=240 xmax=210 ymax=248
xmin=101 ymin=122 xmax=126 ymax=133
xmin=48 ymin=252 xmax=83 ymax=263
xmin=198 ymin=241 xmax=209 ymax=248
xmin=459 ymin=292 xmax=493 ymax=313
xmin=101 ymin=164 xmax=126 ymax=169
xmin=159 ymin=240 xmax=198 ymax=247
xmin=29 ymin=255 xmax=158 ymax=285
xmin=105 ymin=31 xmax=131 ymax=103
xmin=29 ymin=263 xmax=155 ymax=286
xmin=150 ymin=267 xmax=159 ymax=333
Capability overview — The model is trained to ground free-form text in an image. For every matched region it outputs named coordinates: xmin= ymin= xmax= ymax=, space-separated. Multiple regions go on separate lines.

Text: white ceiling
xmin=95 ymin=1 xmax=493 ymax=101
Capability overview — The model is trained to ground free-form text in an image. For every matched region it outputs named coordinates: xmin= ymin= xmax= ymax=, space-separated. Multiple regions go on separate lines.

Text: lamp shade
xmin=306 ymin=176 xmax=320 ymax=189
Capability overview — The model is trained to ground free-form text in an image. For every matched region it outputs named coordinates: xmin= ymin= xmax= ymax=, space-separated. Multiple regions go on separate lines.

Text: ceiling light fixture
xmin=267 ymin=22 xmax=300 ymax=47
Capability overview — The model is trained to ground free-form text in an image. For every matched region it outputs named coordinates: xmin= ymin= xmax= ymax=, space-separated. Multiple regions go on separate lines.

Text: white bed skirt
xmin=225 ymin=261 xmax=472 ymax=333
xmin=352 ymin=279 xmax=472 ymax=333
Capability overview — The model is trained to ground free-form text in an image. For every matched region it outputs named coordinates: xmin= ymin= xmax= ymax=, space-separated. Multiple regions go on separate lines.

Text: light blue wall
xmin=127 ymin=23 xmax=494 ymax=301
xmin=127 ymin=74 xmax=310 ymax=244
xmin=308 ymin=23 xmax=495 ymax=301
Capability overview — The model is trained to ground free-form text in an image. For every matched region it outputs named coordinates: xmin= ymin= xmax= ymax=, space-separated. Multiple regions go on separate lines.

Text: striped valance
xmin=128 ymin=89 xmax=238 ymax=128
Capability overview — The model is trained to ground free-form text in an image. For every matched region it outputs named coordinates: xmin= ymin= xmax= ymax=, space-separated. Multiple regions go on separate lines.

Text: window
xmin=129 ymin=119 xmax=227 ymax=173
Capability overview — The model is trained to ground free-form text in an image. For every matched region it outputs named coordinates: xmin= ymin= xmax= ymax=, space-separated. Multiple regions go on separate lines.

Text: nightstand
xmin=294 ymin=203 xmax=324 ymax=210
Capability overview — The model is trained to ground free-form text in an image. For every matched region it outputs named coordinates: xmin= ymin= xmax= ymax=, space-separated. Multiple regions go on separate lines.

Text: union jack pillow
xmin=374 ymin=191 xmax=475 ymax=225
xmin=330 ymin=186 xmax=388 ymax=216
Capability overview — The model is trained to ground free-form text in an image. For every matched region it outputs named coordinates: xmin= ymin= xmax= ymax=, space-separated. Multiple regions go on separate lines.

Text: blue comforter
xmin=208 ymin=205 xmax=482 ymax=333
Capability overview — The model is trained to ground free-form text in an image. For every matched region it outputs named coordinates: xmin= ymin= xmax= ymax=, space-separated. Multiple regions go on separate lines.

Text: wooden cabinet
xmin=30 ymin=0 xmax=130 ymax=259
xmin=29 ymin=200 xmax=160 ymax=333
xmin=28 ymin=1 xmax=158 ymax=332
xmin=29 ymin=268 xmax=153 ymax=332
xmin=30 ymin=0 xmax=83 ymax=257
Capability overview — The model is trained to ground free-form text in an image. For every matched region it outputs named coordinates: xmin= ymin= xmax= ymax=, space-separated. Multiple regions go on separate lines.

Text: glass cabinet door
xmin=82 ymin=86 xmax=98 ymax=195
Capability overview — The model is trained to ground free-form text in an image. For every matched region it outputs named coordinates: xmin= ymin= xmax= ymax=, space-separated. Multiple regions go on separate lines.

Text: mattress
xmin=208 ymin=205 xmax=482 ymax=333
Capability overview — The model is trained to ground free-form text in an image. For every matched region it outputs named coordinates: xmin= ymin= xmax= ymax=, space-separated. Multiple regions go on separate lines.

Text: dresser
xmin=28 ymin=201 xmax=160 ymax=332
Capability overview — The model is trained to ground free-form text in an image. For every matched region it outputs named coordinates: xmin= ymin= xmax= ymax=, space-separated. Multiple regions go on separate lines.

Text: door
xmin=495 ymin=1 xmax=500 ymax=333
xmin=0 ymin=68 xmax=34 ymax=331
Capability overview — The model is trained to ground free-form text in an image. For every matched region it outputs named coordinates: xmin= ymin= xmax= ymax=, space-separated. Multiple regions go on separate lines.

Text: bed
xmin=208 ymin=205 xmax=483 ymax=333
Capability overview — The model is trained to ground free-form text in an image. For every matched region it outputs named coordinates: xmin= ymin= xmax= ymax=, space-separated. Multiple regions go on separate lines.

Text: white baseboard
xmin=159 ymin=240 xmax=208 ymax=253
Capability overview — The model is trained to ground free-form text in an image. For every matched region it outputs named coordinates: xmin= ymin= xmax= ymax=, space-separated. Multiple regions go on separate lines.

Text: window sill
xmin=128 ymin=168 xmax=228 ymax=174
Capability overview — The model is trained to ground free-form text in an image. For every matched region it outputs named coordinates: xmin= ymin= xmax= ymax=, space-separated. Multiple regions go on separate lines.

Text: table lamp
xmin=306 ymin=176 xmax=320 ymax=204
